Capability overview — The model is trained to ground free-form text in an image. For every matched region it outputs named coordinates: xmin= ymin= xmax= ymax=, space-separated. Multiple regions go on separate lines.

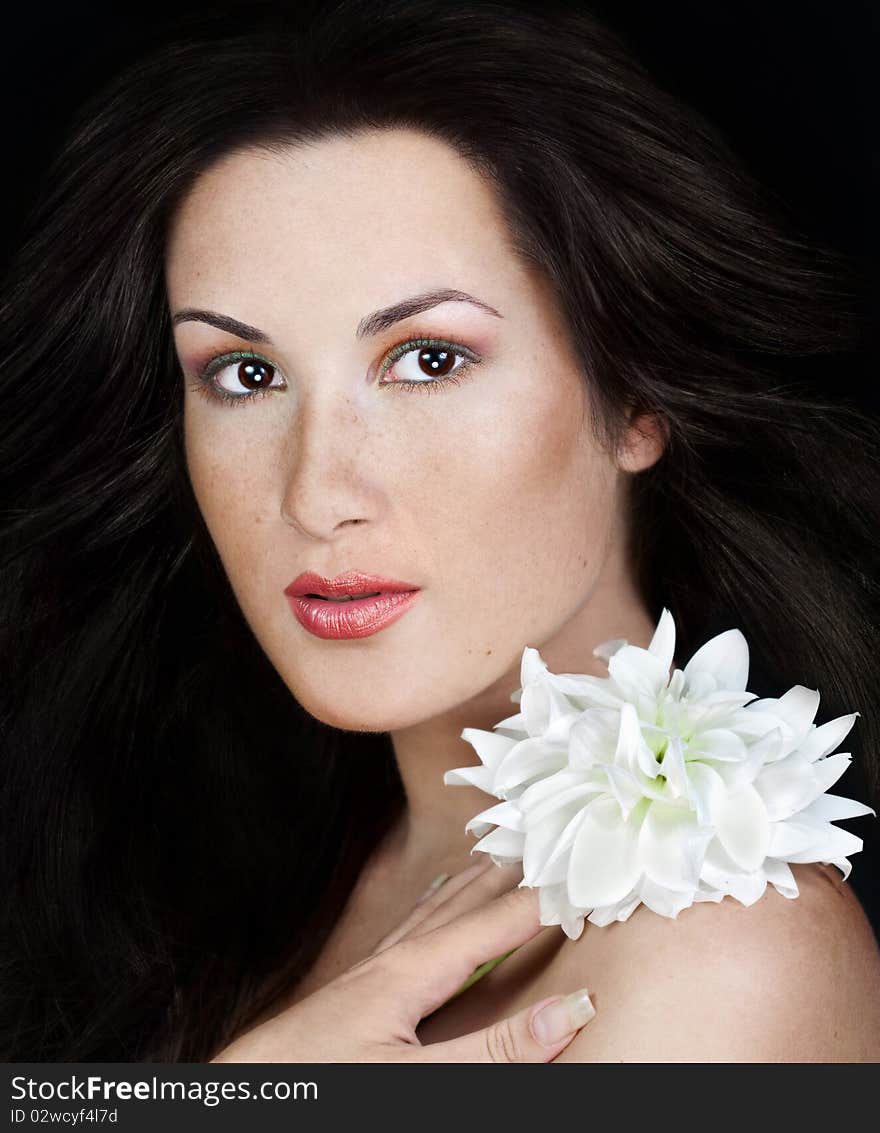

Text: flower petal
xmin=799 ymin=793 xmax=875 ymax=823
xmin=520 ymin=646 xmax=549 ymax=689
xmin=520 ymin=679 xmax=580 ymax=742
xmin=763 ymin=857 xmax=799 ymax=898
xmin=636 ymin=729 xmax=663 ymax=779
xmin=732 ymin=705 xmax=790 ymax=742
xmin=774 ymin=684 xmax=822 ymax=736
xmin=699 ymin=837 xmax=743 ymax=889
xmin=690 ymin=728 xmax=749 ymax=763
xmin=827 ymin=858 xmax=853 ymax=882
xmin=808 ymin=752 xmax=852 ymax=797
xmin=659 ymin=735 xmax=690 ymax=799
xmin=686 ymin=761 xmax=727 ymax=827
xmin=614 ymin=701 xmax=644 ymax=778
xmin=493 ymin=738 xmax=568 ymax=796
xmin=561 ymin=910 xmax=588 ymax=940
xmin=747 ymin=687 xmax=820 ymax=757
xmin=567 ymin=796 xmax=644 ymax=907
xmin=648 ymin=607 xmax=676 ymax=675
xmin=443 ymin=765 xmax=497 ymax=792
xmin=608 ymin=644 xmax=671 ymax=704
xmin=713 ymin=782 xmax=770 ymax=871
xmin=519 ymin=768 xmax=593 ymax=812
xmin=699 ymin=839 xmax=767 ymax=905
xmin=638 ymin=802 xmax=708 ymax=892
xmin=683 ymin=626 xmax=749 ymax=692
xmin=471 ymin=825 xmax=525 ymax=863
xmin=797 ymin=712 xmax=860 ymax=763
xmin=742 ymin=725 xmax=786 ymax=767
xmin=668 ymin=669 xmax=685 ymax=699
xmin=700 ymin=689 xmax=761 ymax=710
xmin=638 ymin=876 xmax=697 ymax=918
xmin=686 ymin=669 xmax=719 ymax=701
xmin=537 ymin=882 xmax=585 ymax=940
xmin=523 ymin=807 xmax=582 ymax=886
xmin=587 ymin=894 xmax=642 ymax=926
xmin=753 ymin=752 xmax=821 ymax=822
xmin=459 ymin=727 xmax=518 ymax=773
xmin=523 ymin=780 xmax=604 ymax=830
xmin=781 ymin=819 xmax=863 ymax=865
xmin=568 ymin=710 xmax=617 ymax=770
xmin=493 ymin=710 xmax=528 ymax=732
xmin=726 ymin=872 xmax=768 ymax=906
xmin=692 ymin=885 xmax=727 ymax=905
xmin=532 ymin=806 xmax=590 ymax=886
xmin=592 ymin=637 xmax=628 ymax=664
xmin=767 ymin=819 xmax=816 ymax=857
xmin=465 ymin=800 xmax=523 ymax=838
xmin=601 ymin=764 xmax=645 ymax=819
xmin=711 ymin=740 xmax=772 ymax=791
xmin=559 ymin=673 xmax=625 ymax=709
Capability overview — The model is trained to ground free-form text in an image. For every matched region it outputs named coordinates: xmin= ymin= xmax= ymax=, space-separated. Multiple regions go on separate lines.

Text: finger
xmin=389 ymin=883 xmax=548 ymax=1023
xmin=370 ymin=859 xmax=491 ymax=955
xmin=376 ymin=859 xmax=522 ymax=953
xmin=404 ymin=988 xmax=597 ymax=1063
xmin=398 ymin=860 xmax=524 ymax=944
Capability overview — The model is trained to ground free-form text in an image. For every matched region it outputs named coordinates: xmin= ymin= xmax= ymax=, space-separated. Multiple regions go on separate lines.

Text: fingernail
xmin=415 ymin=873 xmax=450 ymax=904
xmin=530 ymin=988 xmax=596 ymax=1047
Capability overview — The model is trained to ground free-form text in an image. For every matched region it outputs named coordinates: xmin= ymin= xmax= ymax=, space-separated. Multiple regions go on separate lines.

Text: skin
xmin=165 ymin=127 xmax=880 ymax=1060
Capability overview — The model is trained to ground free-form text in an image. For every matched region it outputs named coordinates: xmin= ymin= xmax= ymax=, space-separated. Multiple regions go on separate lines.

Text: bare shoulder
xmin=550 ymin=864 xmax=880 ymax=1062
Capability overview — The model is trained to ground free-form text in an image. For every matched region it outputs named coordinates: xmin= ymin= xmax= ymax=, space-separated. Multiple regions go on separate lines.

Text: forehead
xmin=164 ymin=128 xmax=523 ymax=315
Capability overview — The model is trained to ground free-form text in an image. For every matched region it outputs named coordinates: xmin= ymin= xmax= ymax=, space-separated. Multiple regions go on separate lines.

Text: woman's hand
xmin=211 ymin=860 xmax=596 ymax=1063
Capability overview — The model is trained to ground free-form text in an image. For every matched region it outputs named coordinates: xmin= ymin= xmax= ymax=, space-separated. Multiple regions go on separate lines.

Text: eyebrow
xmin=354 ymin=288 xmax=502 ymax=338
xmin=171 ymin=288 xmax=502 ymax=344
xmin=171 ymin=309 xmax=272 ymax=343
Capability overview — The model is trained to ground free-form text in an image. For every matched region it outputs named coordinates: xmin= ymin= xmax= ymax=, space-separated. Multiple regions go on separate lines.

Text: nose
xmin=279 ymin=391 xmax=385 ymax=541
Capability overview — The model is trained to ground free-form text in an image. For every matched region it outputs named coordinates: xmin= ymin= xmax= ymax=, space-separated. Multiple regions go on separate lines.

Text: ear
xmin=615 ymin=409 xmax=668 ymax=474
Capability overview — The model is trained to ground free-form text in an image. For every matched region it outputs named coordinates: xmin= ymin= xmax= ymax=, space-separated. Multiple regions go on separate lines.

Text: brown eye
xmin=415 ymin=347 xmax=456 ymax=378
xmin=236 ymin=358 xmax=275 ymax=389
xmin=379 ymin=338 xmax=480 ymax=388
xmin=204 ymin=353 xmax=285 ymax=400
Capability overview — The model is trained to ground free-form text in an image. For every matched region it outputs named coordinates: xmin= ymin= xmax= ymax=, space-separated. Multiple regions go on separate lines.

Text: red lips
xmin=284 ymin=571 xmax=418 ymax=599
xmin=283 ymin=571 xmax=421 ymax=640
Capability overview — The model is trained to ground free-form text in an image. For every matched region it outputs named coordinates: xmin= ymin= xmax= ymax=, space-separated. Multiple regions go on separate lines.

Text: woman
xmin=2 ymin=0 xmax=879 ymax=1062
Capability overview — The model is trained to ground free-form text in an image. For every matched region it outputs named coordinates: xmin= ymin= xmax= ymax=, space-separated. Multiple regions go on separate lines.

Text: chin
xmin=291 ymin=686 xmax=437 ymax=735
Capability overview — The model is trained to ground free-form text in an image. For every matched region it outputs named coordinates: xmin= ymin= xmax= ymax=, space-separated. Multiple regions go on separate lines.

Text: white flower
xmin=444 ymin=608 xmax=875 ymax=940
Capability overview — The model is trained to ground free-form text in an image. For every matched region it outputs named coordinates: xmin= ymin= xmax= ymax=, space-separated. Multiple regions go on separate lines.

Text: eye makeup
xmin=377 ymin=336 xmax=482 ymax=394
xmin=187 ymin=348 xmax=283 ymax=407
xmin=183 ymin=331 xmax=484 ymax=407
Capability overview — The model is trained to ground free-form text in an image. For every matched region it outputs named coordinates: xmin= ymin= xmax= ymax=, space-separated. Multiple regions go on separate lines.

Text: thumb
xmin=408 ymin=988 xmax=596 ymax=1063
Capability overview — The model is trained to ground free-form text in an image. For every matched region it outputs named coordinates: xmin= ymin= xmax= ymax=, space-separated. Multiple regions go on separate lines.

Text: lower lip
xmin=287 ymin=590 xmax=421 ymax=640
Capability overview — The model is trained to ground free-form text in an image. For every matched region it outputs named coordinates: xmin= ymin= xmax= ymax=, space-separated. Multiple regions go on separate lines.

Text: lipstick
xmin=284 ymin=571 xmax=421 ymax=640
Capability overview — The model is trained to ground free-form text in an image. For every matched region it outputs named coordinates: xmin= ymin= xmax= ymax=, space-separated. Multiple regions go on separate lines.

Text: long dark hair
xmin=2 ymin=0 xmax=876 ymax=1061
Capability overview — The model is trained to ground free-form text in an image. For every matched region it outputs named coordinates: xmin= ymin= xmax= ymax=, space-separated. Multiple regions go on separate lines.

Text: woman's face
xmin=165 ymin=128 xmax=659 ymax=731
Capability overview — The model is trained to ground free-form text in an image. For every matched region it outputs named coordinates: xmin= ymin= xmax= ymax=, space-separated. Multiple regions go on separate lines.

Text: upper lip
xmin=284 ymin=571 xmax=420 ymax=599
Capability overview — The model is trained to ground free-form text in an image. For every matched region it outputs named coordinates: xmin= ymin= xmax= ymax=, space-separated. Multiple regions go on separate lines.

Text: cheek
xmin=184 ymin=409 xmax=274 ymax=582
xmin=424 ymin=374 xmax=614 ymax=614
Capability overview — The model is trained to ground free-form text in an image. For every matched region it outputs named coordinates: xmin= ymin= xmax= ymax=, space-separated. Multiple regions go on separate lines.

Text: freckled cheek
xmin=184 ymin=423 xmax=272 ymax=569
xmin=433 ymin=384 xmax=607 ymax=603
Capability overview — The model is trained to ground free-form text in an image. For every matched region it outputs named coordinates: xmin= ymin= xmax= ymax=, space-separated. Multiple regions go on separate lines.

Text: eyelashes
xmin=377 ymin=337 xmax=480 ymax=394
xmin=189 ymin=350 xmax=282 ymax=408
xmin=187 ymin=335 xmax=482 ymax=408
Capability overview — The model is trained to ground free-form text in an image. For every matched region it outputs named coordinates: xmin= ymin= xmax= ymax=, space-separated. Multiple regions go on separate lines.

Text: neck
xmin=384 ymin=573 xmax=658 ymax=883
